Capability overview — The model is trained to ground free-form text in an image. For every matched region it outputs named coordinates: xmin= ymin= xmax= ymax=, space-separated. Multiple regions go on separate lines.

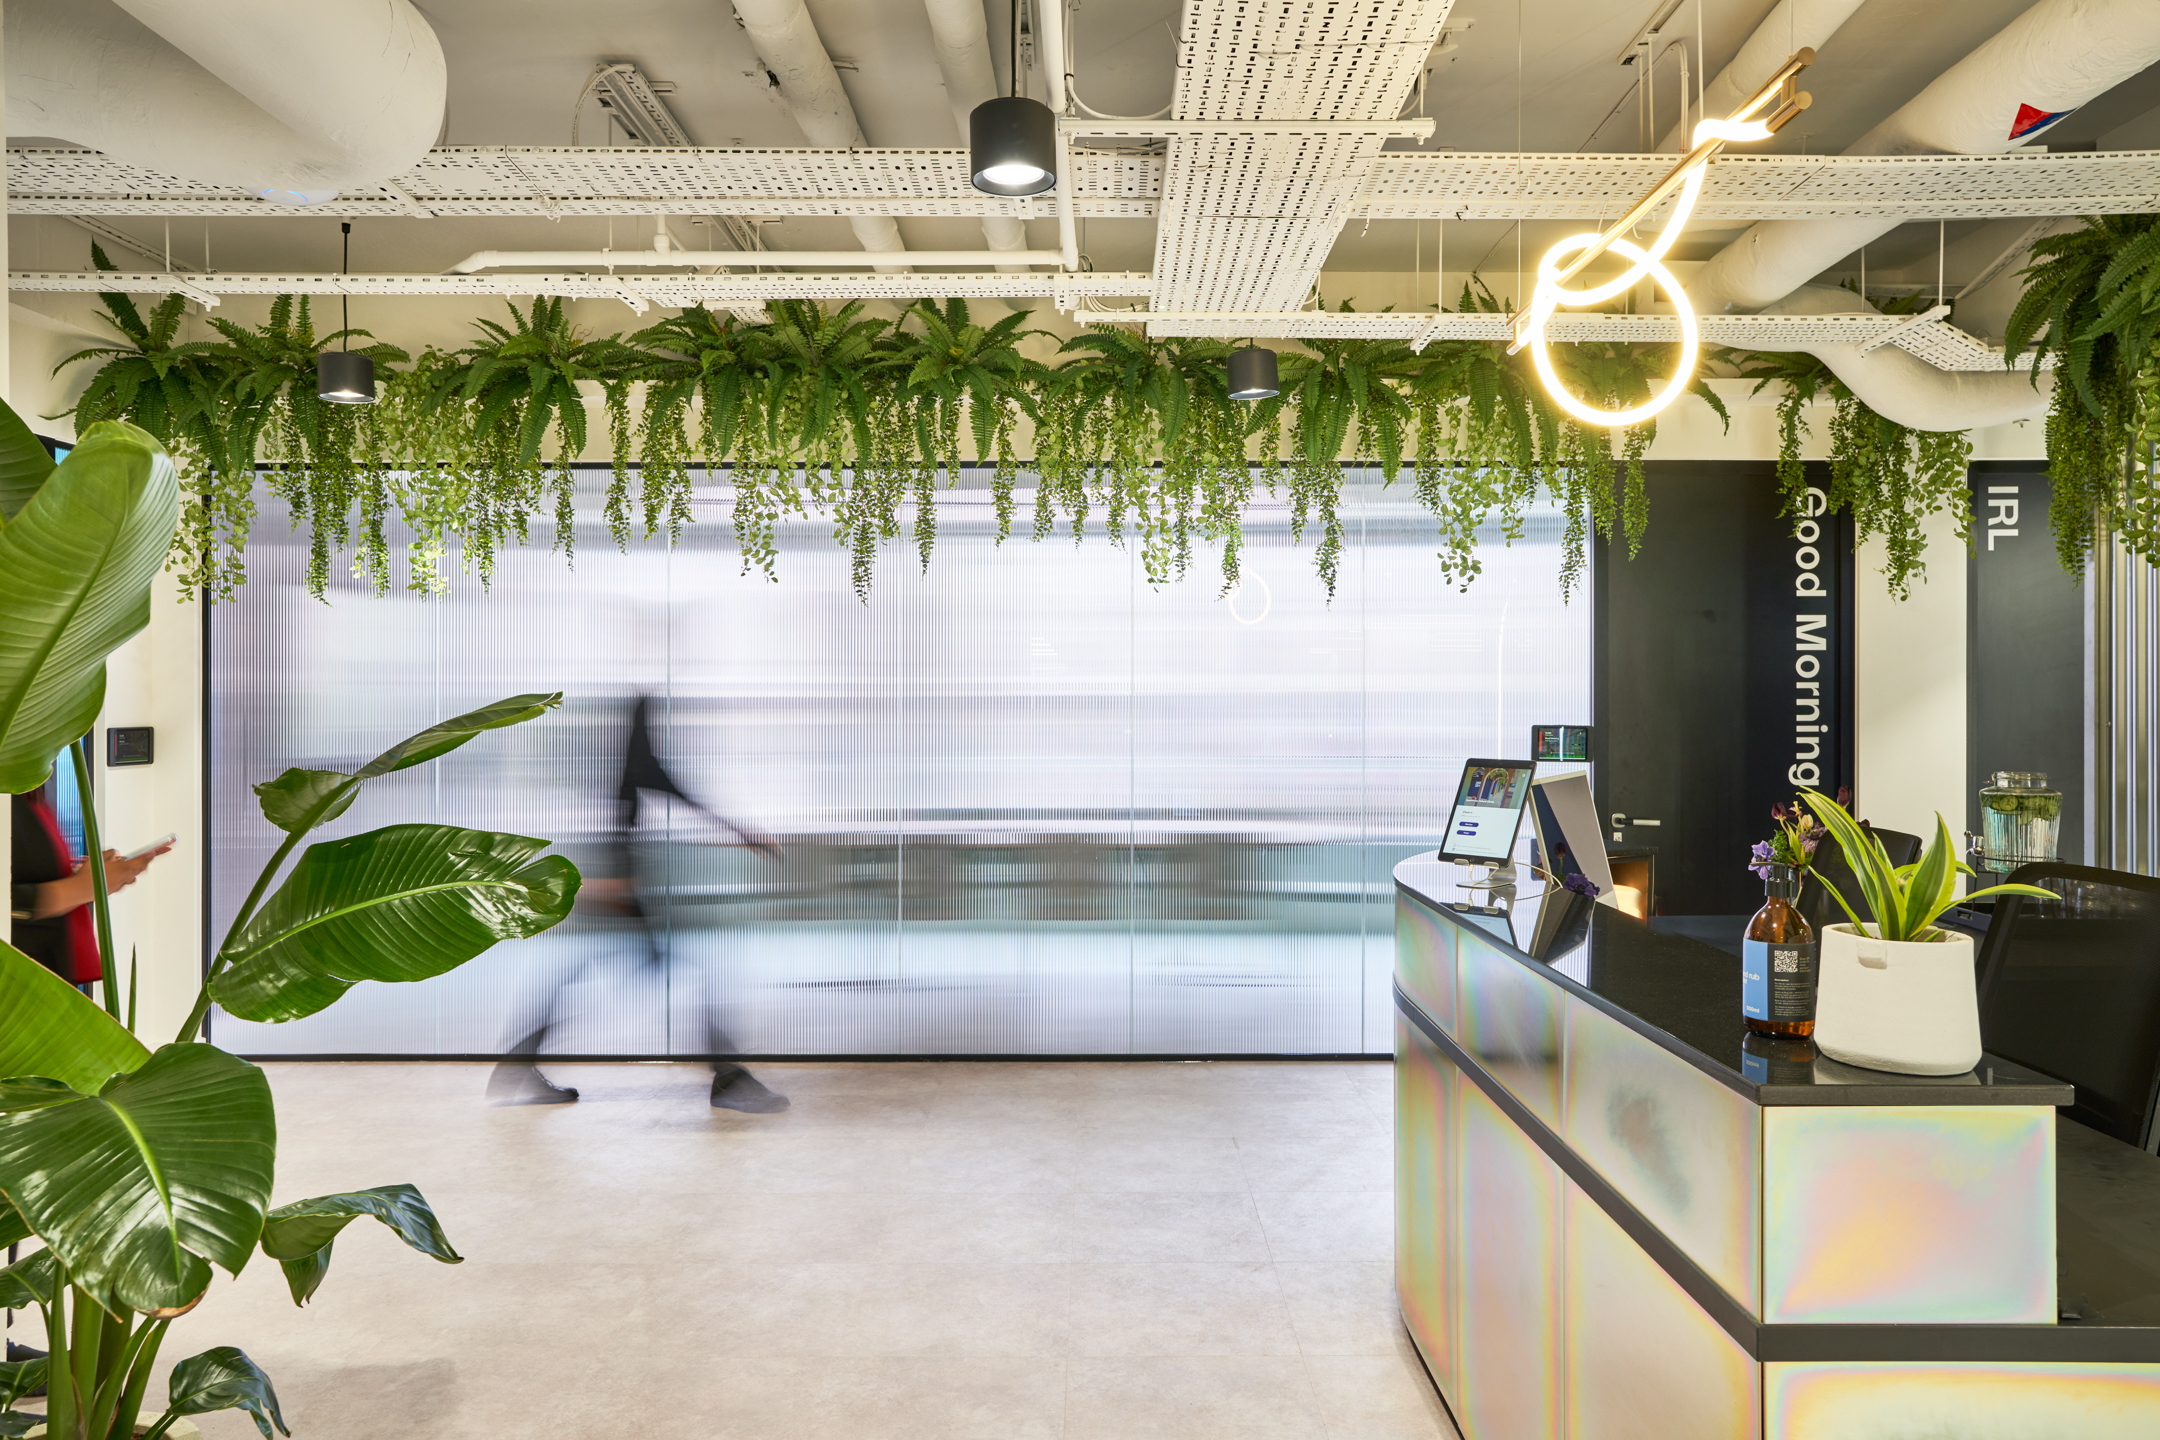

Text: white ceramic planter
xmin=1811 ymin=923 xmax=1983 ymax=1076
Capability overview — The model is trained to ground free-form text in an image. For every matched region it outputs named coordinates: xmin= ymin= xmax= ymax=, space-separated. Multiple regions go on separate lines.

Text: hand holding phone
xmin=122 ymin=833 xmax=177 ymax=861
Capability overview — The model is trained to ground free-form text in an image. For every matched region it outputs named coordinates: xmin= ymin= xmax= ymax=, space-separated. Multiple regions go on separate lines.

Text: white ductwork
xmin=1698 ymin=0 xmax=2160 ymax=315
xmin=922 ymin=0 xmax=1030 ymax=272
xmin=1759 ymin=286 xmax=2052 ymax=431
xmin=1656 ymin=0 xmax=1866 ymax=153
xmin=731 ymin=0 xmax=908 ymax=268
xmin=5 ymin=0 xmax=445 ymax=203
xmin=1697 ymin=0 xmax=2160 ymax=429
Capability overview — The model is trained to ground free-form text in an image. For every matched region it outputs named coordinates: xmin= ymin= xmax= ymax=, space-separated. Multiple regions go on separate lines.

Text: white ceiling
xmin=14 ymin=0 xmax=2160 ymax=293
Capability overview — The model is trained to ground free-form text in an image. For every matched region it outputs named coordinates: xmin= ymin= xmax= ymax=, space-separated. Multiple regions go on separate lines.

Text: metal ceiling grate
xmin=15 ymin=144 xmax=2160 ymax=225
xmin=1355 ymin=149 xmax=2160 ymax=221
xmin=3 ymin=146 xmax=1162 ymax=220
xmin=6 ymin=267 xmax=1153 ymax=310
xmin=1140 ymin=309 xmax=2046 ymax=371
xmin=1147 ymin=0 xmax=1456 ymax=313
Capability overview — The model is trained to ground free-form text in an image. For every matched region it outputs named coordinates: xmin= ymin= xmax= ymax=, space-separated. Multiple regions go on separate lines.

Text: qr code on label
xmin=1774 ymin=954 xmax=1799 ymax=973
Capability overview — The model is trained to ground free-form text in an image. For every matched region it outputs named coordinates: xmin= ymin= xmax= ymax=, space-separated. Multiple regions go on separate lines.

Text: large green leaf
xmin=160 ymin=1347 xmax=289 ymax=1439
xmin=0 ymin=943 xmax=150 ymax=1094
xmin=211 ymin=824 xmax=580 ymax=1023
xmin=0 ymin=1248 xmax=55 ymax=1309
xmin=0 ymin=419 xmax=178 ymax=792
xmin=0 ymin=1044 xmax=274 ymax=1315
xmin=0 ymin=1356 xmax=44 ymax=1415
xmin=260 ymin=1183 xmax=462 ymax=1305
xmin=0 ymin=400 xmax=55 ymax=523
xmin=0 ymin=1196 xmax=28 ymax=1249
xmin=354 ymin=692 xmax=562 ymax=778
xmin=251 ymin=768 xmax=360 ymax=835
xmin=250 ymin=693 xmax=562 ymax=836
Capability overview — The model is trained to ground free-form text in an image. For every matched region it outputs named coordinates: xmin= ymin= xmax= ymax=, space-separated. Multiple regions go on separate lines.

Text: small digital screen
xmin=1439 ymin=759 xmax=1536 ymax=864
xmin=1531 ymin=724 xmax=1591 ymax=762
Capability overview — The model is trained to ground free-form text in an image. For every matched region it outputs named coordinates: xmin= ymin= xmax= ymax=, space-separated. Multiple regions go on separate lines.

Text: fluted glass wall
xmin=208 ymin=467 xmax=1588 ymax=1056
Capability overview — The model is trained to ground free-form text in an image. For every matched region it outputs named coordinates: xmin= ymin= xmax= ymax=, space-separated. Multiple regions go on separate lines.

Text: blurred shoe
xmin=487 ymin=1064 xmax=578 ymax=1105
xmin=710 ymin=1066 xmax=789 ymax=1113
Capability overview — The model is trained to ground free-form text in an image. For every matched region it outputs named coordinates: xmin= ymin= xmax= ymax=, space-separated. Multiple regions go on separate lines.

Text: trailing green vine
xmin=2006 ymin=213 xmax=2160 ymax=575
xmin=1733 ymin=342 xmax=1974 ymax=601
xmin=61 ymin=246 xmax=2074 ymax=608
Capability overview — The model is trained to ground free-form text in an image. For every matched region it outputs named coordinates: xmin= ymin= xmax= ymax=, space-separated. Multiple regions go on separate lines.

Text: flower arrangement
xmin=1747 ymin=787 xmax=1848 ymax=879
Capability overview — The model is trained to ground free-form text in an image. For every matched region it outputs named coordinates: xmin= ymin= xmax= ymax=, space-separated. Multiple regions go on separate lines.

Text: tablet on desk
xmin=1437 ymin=759 xmax=1537 ymax=867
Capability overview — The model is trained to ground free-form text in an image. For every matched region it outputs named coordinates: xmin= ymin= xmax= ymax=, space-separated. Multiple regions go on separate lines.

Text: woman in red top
xmin=9 ymin=780 xmax=170 ymax=985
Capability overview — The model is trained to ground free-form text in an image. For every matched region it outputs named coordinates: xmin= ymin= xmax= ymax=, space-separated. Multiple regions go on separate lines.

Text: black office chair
xmin=1975 ymin=863 xmax=2160 ymax=1153
xmin=1797 ymin=826 xmax=1923 ymax=936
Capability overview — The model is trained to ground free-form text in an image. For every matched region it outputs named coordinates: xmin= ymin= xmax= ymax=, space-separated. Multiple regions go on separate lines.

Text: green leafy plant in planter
xmin=0 ymin=399 xmax=580 ymax=1438
xmin=1799 ymin=790 xmax=2051 ymax=941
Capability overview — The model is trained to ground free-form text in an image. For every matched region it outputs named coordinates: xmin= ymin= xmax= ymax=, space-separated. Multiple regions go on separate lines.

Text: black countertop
xmin=1394 ymin=852 xmax=2075 ymax=1109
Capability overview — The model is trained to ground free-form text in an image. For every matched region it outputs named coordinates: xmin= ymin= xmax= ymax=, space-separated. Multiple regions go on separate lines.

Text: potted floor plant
xmin=0 ymin=400 xmax=580 ymax=1437
xmin=1800 ymin=791 xmax=2051 ymax=1075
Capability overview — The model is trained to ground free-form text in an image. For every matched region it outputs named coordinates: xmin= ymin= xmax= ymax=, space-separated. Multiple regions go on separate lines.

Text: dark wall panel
xmin=1968 ymin=463 xmax=2084 ymax=862
xmin=1596 ymin=462 xmax=1855 ymax=916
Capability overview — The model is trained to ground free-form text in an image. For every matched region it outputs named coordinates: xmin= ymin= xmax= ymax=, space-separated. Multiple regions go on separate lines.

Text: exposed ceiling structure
xmin=13 ymin=0 xmax=2160 ymax=369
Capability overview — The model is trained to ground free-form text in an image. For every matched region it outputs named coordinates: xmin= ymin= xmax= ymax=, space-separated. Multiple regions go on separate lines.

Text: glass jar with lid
xmin=1979 ymin=771 xmax=2061 ymax=873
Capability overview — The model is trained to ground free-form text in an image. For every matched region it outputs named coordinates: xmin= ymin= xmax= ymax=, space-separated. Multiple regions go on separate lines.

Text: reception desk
xmin=1392 ymin=853 xmax=2160 ymax=1440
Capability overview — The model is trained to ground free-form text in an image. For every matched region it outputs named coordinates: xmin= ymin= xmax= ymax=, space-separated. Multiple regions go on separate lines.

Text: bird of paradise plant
xmin=0 ymin=400 xmax=579 ymax=1439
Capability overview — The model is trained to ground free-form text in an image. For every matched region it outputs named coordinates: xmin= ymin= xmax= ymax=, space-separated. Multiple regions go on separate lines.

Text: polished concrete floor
xmin=174 ymin=1059 xmax=1457 ymax=1440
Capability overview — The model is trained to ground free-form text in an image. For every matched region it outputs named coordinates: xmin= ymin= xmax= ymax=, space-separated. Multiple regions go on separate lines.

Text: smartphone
xmin=122 ymin=833 xmax=176 ymax=861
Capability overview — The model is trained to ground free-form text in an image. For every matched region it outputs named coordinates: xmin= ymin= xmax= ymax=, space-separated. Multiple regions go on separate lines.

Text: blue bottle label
xmin=1743 ymin=937 xmax=1818 ymax=1022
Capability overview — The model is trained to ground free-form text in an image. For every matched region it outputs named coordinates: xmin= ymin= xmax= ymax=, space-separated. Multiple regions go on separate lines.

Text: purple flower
xmin=1770 ymin=803 xmax=1787 ymax=821
xmin=1562 ymin=871 xmax=1601 ymax=898
xmin=1836 ymin=785 xmax=1853 ymax=808
xmin=1748 ymin=839 xmax=1774 ymax=880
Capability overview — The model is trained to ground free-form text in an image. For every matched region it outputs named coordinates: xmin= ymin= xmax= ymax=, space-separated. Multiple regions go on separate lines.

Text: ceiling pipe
xmin=1655 ymin=0 xmax=1865 ymax=154
xmin=1036 ymin=0 xmax=1069 ymax=113
xmin=1757 ymin=284 xmax=2051 ymax=431
xmin=1697 ymin=0 xmax=2160 ymax=316
xmin=1037 ymin=0 xmax=1080 ymax=273
xmin=922 ymin=0 xmax=1032 ymax=273
xmin=1698 ymin=0 xmax=2160 ymax=430
xmin=730 ymin=0 xmax=908 ymax=271
xmin=5 ymin=0 xmax=446 ymax=202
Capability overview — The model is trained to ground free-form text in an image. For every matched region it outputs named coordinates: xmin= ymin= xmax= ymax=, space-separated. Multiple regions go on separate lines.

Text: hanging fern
xmin=64 ymin=258 xmax=2100 ymax=607
xmin=1733 ymin=345 xmax=1974 ymax=600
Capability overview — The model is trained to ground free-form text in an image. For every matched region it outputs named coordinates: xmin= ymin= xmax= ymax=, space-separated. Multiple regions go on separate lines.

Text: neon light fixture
xmin=1508 ymin=49 xmax=1816 ymax=427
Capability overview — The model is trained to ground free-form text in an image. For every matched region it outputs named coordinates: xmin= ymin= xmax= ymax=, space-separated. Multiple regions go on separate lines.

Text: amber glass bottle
xmin=1742 ymin=862 xmax=1817 ymax=1037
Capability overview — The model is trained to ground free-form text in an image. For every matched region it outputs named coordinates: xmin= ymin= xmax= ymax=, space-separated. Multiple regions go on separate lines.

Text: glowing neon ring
xmin=1514 ymin=122 xmax=1781 ymax=427
xmin=1526 ymin=235 xmax=1699 ymax=429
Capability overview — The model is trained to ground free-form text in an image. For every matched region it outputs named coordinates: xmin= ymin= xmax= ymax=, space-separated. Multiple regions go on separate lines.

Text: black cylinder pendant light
xmin=971 ymin=98 xmax=1056 ymax=195
xmin=318 ymin=221 xmax=376 ymax=404
xmin=1228 ymin=346 xmax=1279 ymax=401
xmin=317 ymin=350 xmax=375 ymax=405
xmin=969 ymin=2 xmax=1057 ymax=196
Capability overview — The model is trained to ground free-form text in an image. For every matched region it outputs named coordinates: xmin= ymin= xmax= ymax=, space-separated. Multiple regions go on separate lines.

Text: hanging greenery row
xmin=61 ymin=244 xmax=2055 ymax=606
xmin=2004 ymin=213 xmax=2160 ymax=577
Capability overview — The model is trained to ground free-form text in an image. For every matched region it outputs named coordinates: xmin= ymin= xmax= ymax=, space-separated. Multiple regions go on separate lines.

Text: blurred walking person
xmin=489 ymin=695 xmax=787 ymax=1112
